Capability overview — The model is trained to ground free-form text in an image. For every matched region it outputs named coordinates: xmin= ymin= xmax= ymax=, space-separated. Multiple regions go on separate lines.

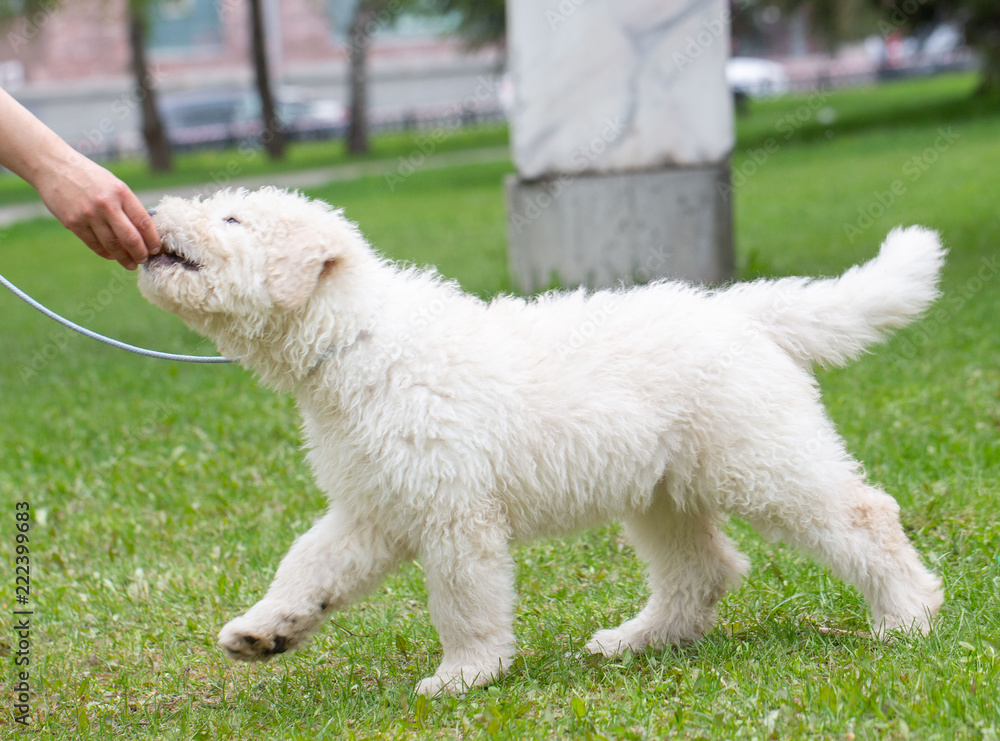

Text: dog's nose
xmin=147 ymin=209 xmax=157 ymax=217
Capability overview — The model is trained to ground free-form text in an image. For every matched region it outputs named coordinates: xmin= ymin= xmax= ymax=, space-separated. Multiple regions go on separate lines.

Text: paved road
xmin=0 ymin=145 xmax=511 ymax=228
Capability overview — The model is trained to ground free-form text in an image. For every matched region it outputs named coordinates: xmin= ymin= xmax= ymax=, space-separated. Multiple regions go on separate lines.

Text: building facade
xmin=0 ymin=0 xmax=504 ymax=155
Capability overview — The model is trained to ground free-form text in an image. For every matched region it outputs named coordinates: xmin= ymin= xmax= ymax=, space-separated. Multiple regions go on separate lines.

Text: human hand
xmin=33 ymin=155 xmax=161 ymax=270
xmin=0 ymin=88 xmax=160 ymax=268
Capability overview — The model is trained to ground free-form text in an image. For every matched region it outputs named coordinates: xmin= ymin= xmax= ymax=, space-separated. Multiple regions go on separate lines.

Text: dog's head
xmin=139 ymin=188 xmax=368 ymax=337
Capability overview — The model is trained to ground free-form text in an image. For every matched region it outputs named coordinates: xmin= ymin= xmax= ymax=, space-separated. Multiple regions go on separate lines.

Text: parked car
xmin=233 ymin=87 xmax=348 ymax=143
xmin=158 ymin=87 xmax=347 ymax=151
xmin=726 ymin=57 xmax=790 ymax=98
xmin=158 ymin=90 xmax=246 ymax=151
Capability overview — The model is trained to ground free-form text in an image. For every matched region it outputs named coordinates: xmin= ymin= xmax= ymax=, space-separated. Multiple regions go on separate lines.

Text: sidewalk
xmin=0 ymin=145 xmax=511 ymax=228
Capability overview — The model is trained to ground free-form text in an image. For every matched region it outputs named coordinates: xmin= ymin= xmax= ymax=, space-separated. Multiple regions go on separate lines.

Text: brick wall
xmin=1 ymin=0 xmax=354 ymax=87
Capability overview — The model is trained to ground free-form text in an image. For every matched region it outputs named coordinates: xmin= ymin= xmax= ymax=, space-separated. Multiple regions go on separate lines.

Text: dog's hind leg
xmin=735 ymin=469 xmax=943 ymax=637
xmin=586 ymin=493 xmax=749 ymax=657
xmin=416 ymin=516 xmax=516 ymax=696
xmin=218 ymin=502 xmax=404 ymax=661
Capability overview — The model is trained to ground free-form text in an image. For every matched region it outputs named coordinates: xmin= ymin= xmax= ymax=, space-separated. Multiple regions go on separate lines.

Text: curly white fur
xmin=138 ymin=187 xmax=945 ymax=696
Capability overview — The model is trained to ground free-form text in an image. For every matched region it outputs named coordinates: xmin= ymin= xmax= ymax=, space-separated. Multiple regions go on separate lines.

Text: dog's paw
xmin=218 ymin=623 xmax=286 ymax=661
xmin=873 ymin=610 xmax=935 ymax=640
xmin=218 ymin=616 xmax=291 ymax=661
xmin=585 ymin=628 xmax=645 ymax=658
xmin=217 ymin=600 xmax=322 ymax=662
xmin=415 ymin=650 xmax=512 ymax=696
xmin=416 ymin=666 xmax=497 ymax=697
xmin=872 ymin=573 xmax=943 ymax=640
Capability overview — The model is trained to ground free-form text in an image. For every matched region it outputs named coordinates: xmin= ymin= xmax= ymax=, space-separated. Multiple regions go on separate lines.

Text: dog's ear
xmin=265 ymin=234 xmax=338 ymax=311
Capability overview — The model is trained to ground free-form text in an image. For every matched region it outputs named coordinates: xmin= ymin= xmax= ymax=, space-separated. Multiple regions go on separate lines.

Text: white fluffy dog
xmin=138 ymin=187 xmax=945 ymax=696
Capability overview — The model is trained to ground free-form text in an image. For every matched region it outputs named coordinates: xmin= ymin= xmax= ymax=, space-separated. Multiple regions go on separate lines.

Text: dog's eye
xmin=224 ymin=216 xmax=241 ymax=225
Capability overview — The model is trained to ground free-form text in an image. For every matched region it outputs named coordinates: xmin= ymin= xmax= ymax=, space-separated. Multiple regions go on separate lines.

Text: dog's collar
xmin=306 ymin=329 xmax=372 ymax=377
xmin=305 ymin=303 xmax=382 ymax=378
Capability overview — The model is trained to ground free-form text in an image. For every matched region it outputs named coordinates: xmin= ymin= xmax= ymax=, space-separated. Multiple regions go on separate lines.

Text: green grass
xmin=2 ymin=73 xmax=1000 ymax=739
xmin=733 ymin=73 xmax=997 ymax=153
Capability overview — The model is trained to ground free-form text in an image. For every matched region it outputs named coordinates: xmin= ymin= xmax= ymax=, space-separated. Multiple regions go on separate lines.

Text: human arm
xmin=0 ymin=87 xmax=160 ymax=269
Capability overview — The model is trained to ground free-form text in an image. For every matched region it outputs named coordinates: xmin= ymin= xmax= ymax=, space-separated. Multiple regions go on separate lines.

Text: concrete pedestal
xmin=506 ymin=162 xmax=733 ymax=293
xmin=505 ymin=0 xmax=735 ymax=293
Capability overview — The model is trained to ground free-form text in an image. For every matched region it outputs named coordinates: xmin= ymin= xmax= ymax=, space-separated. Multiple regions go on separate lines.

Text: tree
xmin=128 ymin=2 xmax=171 ymax=172
xmin=345 ymin=0 xmax=390 ymax=155
xmin=0 ymin=0 xmax=174 ymax=172
xmin=902 ymin=0 xmax=1000 ymax=94
xmin=760 ymin=0 xmax=1000 ymax=95
xmin=249 ymin=0 xmax=285 ymax=159
xmin=338 ymin=0 xmax=505 ymax=155
xmin=423 ymin=0 xmax=505 ymax=48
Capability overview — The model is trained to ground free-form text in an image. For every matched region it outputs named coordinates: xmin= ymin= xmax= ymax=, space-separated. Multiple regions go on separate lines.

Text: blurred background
xmin=0 ymin=0 xmax=992 ymax=170
xmin=0 ymin=0 xmax=509 ymax=165
xmin=2 ymin=5 xmax=999 ymax=736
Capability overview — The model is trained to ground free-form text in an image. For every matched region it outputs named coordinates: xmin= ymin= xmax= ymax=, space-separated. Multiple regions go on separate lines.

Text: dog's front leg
xmin=218 ymin=503 xmax=402 ymax=661
xmin=416 ymin=520 xmax=516 ymax=696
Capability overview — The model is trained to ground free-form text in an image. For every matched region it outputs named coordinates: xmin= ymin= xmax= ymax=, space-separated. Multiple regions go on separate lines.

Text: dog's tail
xmin=720 ymin=226 xmax=946 ymax=368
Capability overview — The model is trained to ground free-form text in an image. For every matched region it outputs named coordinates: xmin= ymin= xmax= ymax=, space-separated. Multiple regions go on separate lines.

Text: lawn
xmin=1 ymin=73 xmax=999 ymax=739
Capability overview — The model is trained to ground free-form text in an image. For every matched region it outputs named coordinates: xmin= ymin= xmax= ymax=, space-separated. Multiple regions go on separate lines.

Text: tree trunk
xmin=347 ymin=1 xmax=379 ymax=155
xmin=128 ymin=12 xmax=171 ymax=172
xmin=976 ymin=43 xmax=1000 ymax=96
xmin=250 ymin=0 xmax=285 ymax=159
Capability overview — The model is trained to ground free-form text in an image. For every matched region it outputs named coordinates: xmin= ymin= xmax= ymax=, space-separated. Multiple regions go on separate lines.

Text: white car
xmin=726 ymin=57 xmax=790 ymax=98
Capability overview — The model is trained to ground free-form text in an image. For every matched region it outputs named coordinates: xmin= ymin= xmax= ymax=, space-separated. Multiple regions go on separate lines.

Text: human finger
xmin=92 ymin=245 xmax=114 ymax=260
xmin=71 ymin=224 xmax=114 ymax=261
xmin=120 ymin=191 xmax=161 ymax=255
xmin=105 ymin=205 xmax=149 ymax=267
xmin=91 ymin=220 xmax=137 ymax=270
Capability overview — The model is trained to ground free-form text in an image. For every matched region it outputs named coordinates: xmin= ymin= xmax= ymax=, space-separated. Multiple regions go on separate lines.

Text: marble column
xmin=505 ymin=0 xmax=735 ymax=292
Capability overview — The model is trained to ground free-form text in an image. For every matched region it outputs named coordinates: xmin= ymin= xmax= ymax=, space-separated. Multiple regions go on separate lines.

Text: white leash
xmin=1 ymin=272 xmax=238 ymax=364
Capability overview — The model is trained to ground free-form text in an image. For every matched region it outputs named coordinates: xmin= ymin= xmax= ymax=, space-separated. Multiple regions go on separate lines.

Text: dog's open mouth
xmin=146 ymin=243 xmax=200 ymax=271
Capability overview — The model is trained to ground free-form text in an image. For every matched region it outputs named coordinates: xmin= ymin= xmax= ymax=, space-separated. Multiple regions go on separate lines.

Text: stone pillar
xmin=505 ymin=0 xmax=735 ymax=293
